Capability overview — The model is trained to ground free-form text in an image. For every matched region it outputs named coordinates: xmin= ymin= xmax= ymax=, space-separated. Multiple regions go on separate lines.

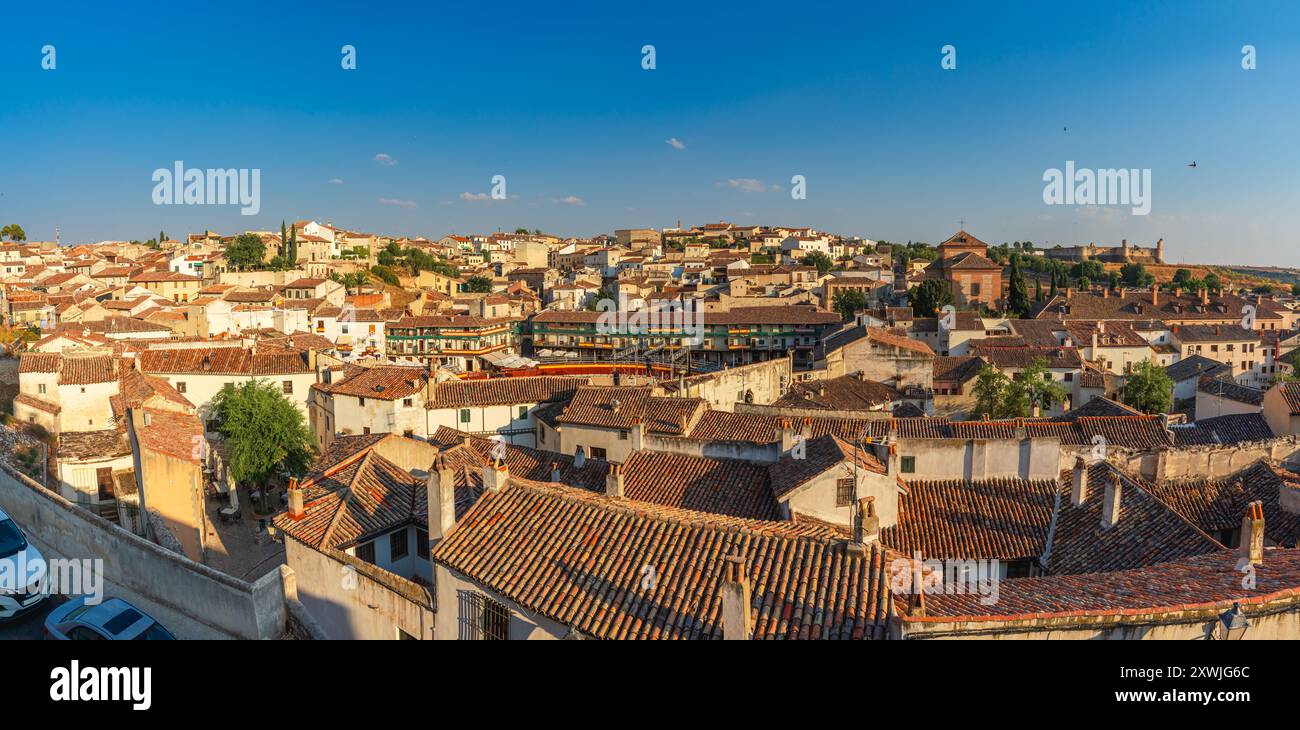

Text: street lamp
xmin=1215 ymin=602 xmax=1250 ymax=640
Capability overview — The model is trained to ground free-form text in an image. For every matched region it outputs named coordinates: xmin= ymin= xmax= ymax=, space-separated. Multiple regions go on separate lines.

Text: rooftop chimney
xmin=778 ymin=418 xmax=795 ymax=454
xmin=428 ymin=455 xmax=457 ymax=544
xmin=286 ymin=477 xmax=305 ymax=521
xmin=1201 ymin=287 xmax=1209 ymax=306
xmin=605 ymin=463 xmax=625 ymax=498
xmin=550 ymin=461 xmax=562 ymax=483
xmin=853 ymin=496 xmax=879 ymax=550
xmin=1151 ymin=283 xmax=1159 ymax=307
xmin=800 ymin=416 xmax=813 ymax=443
xmin=1239 ymin=501 xmax=1265 ymax=566
xmin=630 ymin=416 xmax=644 ymax=451
xmin=482 ymin=456 xmax=509 ymax=492
xmin=1101 ymin=473 xmax=1122 ymax=529
xmin=720 ymin=555 xmax=753 ymax=640
xmin=1071 ymin=457 xmax=1089 ymax=506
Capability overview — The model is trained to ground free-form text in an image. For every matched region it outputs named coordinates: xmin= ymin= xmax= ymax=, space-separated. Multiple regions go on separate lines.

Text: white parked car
xmin=0 ymin=506 xmax=48 ymax=620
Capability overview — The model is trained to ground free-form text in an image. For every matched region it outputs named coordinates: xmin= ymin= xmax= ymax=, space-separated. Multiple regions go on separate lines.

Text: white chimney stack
xmin=428 ymin=455 xmax=457 ymax=545
xmin=286 ymin=477 xmax=304 ymax=521
xmin=720 ymin=555 xmax=753 ymax=640
xmin=605 ymin=463 xmax=625 ymax=498
xmin=1239 ymin=501 xmax=1265 ymax=567
xmin=1071 ymin=457 xmax=1089 ymax=507
xmin=1101 ymin=474 xmax=1122 ymax=529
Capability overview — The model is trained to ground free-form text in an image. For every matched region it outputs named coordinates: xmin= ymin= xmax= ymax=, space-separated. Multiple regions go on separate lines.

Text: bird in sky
xmin=1188 ymin=161 xmax=1198 ymax=168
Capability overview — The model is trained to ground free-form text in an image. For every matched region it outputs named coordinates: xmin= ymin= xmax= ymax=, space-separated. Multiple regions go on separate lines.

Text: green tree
xmin=1120 ymin=261 xmax=1155 ymax=287
xmin=909 ymin=279 xmax=953 ymax=317
xmin=1 ymin=224 xmax=26 ymax=241
xmin=287 ymin=225 xmax=298 ymax=265
xmin=1120 ymin=360 xmax=1174 ymax=414
xmin=280 ymin=220 xmax=287 ymax=257
xmin=1291 ymin=283 xmax=1300 ymax=297
xmin=1007 ymin=255 xmax=1030 ymax=316
xmin=370 ymin=265 xmax=400 ymax=286
xmin=1071 ymin=259 xmax=1105 ymax=283
xmin=514 ymin=228 xmax=529 ymax=234
xmin=1203 ymin=273 xmax=1222 ymax=291
xmin=802 ymin=251 xmax=834 ymax=275
xmin=341 ymin=270 xmax=371 ymax=293
xmin=831 ymin=289 xmax=868 ymax=322
xmin=463 ymin=275 xmax=494 ymax=293
xmin=208 ymin=380 xmax=315 ymax=486
xmin=1009 ymin=356 xmax=1070 ymax=416
xmin=225 ymin=233 xmax=266 ymax=270
xmin=971 ymin=365 xmax=1010 ymax=419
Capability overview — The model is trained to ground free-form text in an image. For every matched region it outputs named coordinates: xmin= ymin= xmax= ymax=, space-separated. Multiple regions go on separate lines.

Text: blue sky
xmin=2 ymin=0 xmax=1298 ymax=265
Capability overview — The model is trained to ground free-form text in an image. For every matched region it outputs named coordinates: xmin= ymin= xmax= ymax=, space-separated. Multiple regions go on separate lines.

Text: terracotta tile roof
xmin=273 ymin=448 xmax=425 ymax=550
xmin=556 ymin=386 xmax=705 ymax=435
xmin=1036 ymin=290 xmax=1282 ymax=323
xmin=314 ymin=365 xmax=428 ymax=401
xmin=111 ymin=370 xmax=194 ymax=419
xmin=933 ymin=356 xmax=985 ymax=384
xmin=13 ymin=393 xmax=60 ymax=415
xmin=138 ymin=347 xmax=311 ymax=376
xmin=1275 ymin=382 xmax=1300 ymax=414
xmin=970 ymin=344 xmax=1083 ymax=369
xmin=427 ymin=376 xmax=586 ymax=408
xmin=1169 ymin=413 xmax=1275 ymax=446
xmin=57 ymin=429 xmax=131 ymax=460
xmin=917 ymin=548 xmax=1300 ymax=621
xmin=1143 ymin=462 xmax=1300 ymax=548
xmin=1165 ymin=354 xmax=1232 ymax=382
xmin=20 ymin=353 xmax=119 ymax=385
xmin=1197 ymin=375 xmax=1264 ymax=406
xmin=1062 ymin=396 xmax=1141 ymax=418
xmin=18 ymin=352 xmax=61 ymax=373
xmin=1172 ymin=323 xmax=1260 ymax=343
xmin=768 ymin=434 xmax=886 ymax=499
xmin=881 ymin=477 xmax=1058 ymax=561
xmin=135 ymin=409 xmax=203 ymax=462
xmin=430 ymin=480 xmax=892 ymax=639
xmin=129 ymin=270 xmax=201 ymax=283
xmin=622 ymin=451 xmax=782 ymax=519
xmin=1046 ymin=462 xmax=1223 ymax=575
xmin=773 ymin=375 xmax=902 ymax=410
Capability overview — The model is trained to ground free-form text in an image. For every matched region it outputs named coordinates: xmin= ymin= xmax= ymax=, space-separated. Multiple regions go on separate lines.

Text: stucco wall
xmin=0 ymin=463 xmax=284 ymax=639
xmin=284 ymin=536 xmax=433 ymax=640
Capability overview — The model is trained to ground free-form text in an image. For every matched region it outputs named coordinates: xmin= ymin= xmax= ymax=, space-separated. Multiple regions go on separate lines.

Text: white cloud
xmin=459 ymin=192 xmax=491 ymax=201
xmin=666 ymin=137 xmax=685 ymax=150
xmin=378 ymin=197 xmax=416 ymax=208
xmin=327 ymin=178 xmax=344 ymax=185
xmin=374 ymin=153 xmax=397 ymax=166
xmin=723 ymin=178 xmax=778 ymax=194
xmin=555 ymin=195 xmax=586 ymax=206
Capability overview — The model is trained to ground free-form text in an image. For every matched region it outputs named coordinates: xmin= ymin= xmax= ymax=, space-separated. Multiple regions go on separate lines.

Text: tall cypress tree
xmin=288 ymin=225 xmax=298 ymax=264
xmin=1007 ymin=254 xmax=1030 ymax=316
xmin=280 ymin=220 xmax=287 ymax=257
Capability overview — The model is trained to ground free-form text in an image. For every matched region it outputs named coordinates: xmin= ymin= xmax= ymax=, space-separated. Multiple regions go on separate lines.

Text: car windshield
xmin=133 ymin=622 xmax=177 ymax=640
xmin=0 ymin=519 xmax=27 ymax=559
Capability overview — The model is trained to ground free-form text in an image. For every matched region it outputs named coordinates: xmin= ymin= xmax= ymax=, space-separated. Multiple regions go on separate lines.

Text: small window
xmin=282 ymin=381 xmax=293 ymax=395
xmin=416 ymin=528 xmax=429 ymax=558
xmin=37 ymin=384 xmax=45 ymax=395
xmin=460 ymin=408 xmax=471 ymax=424
xmin=389 ymin=530 xmax=409 ymax=560
xmin=355 ymin=541 xmax=376 ymax=564
xmin=835 ymin=478 xmax=855 ymax=507
xmin=363 ymin=426 xmax=371 ymax=435
xmin=403 ymin=429 xmax=414 ymax=438
xmin=900 ymin=456 xmax=916 ymax=474
xmin=618 ymin=430 xmax=628 ymax=440
xmin=403 ymin=398 xmax=413 ymax=408
xmin=591 ymin=447 xmax=607 ymax=460
xmin=177 ymin=381 xmax=187 ymax=393
xmin=518 ymin=406 xmax=528 ymax=420
xmin=358 ymin=397 xmax=366 ymax=406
